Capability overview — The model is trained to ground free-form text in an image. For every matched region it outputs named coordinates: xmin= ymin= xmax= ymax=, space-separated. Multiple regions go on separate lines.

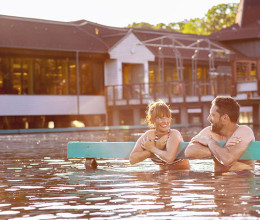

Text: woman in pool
xmin=129 ymin=100 xmax=190 ymax=169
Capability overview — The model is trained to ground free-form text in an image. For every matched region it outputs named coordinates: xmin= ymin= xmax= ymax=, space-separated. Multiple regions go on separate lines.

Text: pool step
xmin=67 ymin=141 xmax=260 ymax=160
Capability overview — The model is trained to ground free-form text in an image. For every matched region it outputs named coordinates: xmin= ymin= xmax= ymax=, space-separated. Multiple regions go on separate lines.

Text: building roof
xmin=131 ymin=28 xmax=232 ymax=61
xmin=0 ymin=14 xmax=233 ymax=62
xmin=236 ymin=0 xmax=260 ymax=27
xmin=210 ymin=0 xmax=260 ymax=41
xmin=74 ymin=20 xmax=132 ymax=51
xmin=0 ymin=15 xmax=109 ymax=53
xmin=210 ymin=23 xmax=260 ymax=41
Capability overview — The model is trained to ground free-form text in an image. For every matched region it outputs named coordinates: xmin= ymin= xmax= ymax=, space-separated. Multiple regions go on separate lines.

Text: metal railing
xmin=105 ymin=78 xmax=232 ymax=106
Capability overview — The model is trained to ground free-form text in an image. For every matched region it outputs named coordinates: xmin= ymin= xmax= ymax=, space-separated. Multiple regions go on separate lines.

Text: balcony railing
xmin=105 ymin=78 xmax=231 ymax=106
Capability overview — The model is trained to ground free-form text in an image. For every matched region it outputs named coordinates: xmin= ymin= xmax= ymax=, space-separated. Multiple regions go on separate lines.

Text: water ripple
xmin=0 ymin=131 xmax=260 ymax=219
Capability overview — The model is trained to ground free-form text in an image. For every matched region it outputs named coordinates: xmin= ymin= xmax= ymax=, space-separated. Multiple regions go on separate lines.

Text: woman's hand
xmin=140 ymin=135 xmax=150 ymax=149
xmin=142 ymin=140 xmax=155 ymax=151
xmin=156 ymin=134 xmax=168 ymax=150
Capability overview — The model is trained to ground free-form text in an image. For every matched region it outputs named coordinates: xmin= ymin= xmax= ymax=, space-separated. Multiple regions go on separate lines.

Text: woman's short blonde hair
xmin=145 ymin=100 xmax=171 ymax=128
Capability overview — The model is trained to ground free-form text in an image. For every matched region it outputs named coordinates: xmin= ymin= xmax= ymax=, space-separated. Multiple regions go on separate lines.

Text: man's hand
xmin=226 ymin=136 xmax=241 ymax=146
xmin=191 ymin=135 xmax=213 ymax=146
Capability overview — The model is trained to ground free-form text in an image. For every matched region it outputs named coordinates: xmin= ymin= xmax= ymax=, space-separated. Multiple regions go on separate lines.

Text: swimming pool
xmin=0 ymin=130 xmax=260 ymax=219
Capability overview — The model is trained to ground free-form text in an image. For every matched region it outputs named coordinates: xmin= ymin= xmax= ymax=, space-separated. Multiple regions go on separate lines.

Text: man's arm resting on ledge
xmin=184 ymin=141 xmax=213 ymax=159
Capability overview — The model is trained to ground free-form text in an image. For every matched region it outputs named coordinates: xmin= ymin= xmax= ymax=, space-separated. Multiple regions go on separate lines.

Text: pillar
xmin=180 ymin=105 xmax=188 ymax=125
xmin=133 ymin=108 xmax=141 ymax=125
xmin=257 ymin=59 xmax=260 ymax=95
xmin=253 ymin=104 xmax=260 ymax=126
xmin=231 ymin=60 xmax=237 ymax=97
xmin=202 ymin=104 xmax=210 ymax=127
xmin=112 ymin=109 xmax=120 ymax=126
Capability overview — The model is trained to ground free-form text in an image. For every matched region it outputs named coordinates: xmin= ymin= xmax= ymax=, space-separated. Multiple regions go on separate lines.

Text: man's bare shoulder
xmin=197 ymin=126 xmax=213 ymax=136
xmin=196 ymin=126 xmax=224 ymax=142
xmin=237 ymin=125 xmax=253 ymax=132
xmin=233 ymin=125 xmax=255 ymax=141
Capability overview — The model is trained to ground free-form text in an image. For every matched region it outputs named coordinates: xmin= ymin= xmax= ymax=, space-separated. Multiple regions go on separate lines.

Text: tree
xmin=128 ymin=3 xmax=238 ymax=35
xmin=168 ymin=20 xmax=187 ymax=32
xmin=202 ymin=3 xmax=238 ymax=34
xmin=182 ymin=18 xmax=205 ymax=34
xmin=128 ymin=22 xmax=154 ymax=29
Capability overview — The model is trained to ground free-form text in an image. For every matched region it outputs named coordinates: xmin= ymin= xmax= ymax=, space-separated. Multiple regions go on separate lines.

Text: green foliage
xmin=128 ymin=22 xmax=154 ymax=29
xmin=203 ymin=3 xmax=238 ymax=34
xmin=128 ymin=3 xmax=238 ymax=35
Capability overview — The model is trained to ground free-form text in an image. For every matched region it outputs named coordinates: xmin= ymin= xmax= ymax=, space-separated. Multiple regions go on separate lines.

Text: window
xmin=0 ymin=57 xmax=8 ymax=94
xmin=0 ymin=54 xmax=105 ymax=95
xmin=11 ymin=57 xmax=22 ymax=94
xmin=45 ymin=59 xmax=57 ymax=94
xmin=80 ymin=61 xmax=104 ymax=95
xmin=80 ymin=62 xmax=93 ymax=94
xmin=69 ymin=60 xmax=77 ymax=95
xmin=57 ymin=59 xmax=69 ymax=95
xmin=236 ymin=61 xmax=257 ymax=82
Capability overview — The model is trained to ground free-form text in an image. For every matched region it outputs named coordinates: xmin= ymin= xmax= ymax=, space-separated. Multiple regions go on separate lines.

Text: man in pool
xmin=185 ymin=96 xmax=255 ymax=174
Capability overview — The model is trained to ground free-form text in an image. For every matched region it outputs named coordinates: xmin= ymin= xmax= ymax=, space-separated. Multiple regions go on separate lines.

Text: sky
xmin=0 ymin=0 xmax=240 ymax=27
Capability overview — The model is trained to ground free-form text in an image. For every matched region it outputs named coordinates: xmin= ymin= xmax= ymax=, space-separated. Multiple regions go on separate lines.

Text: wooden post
xmin=76 ymin=51 xmax=80 ymax=114
xmin=182 ymin=80 xmax=186 ymax=104
xmin=257 ymin=59 xmax=260 ymax=96
xmin=197 ymin=80 xmax=201 ymax=103
xmin=113 ymin=85 xmax=116 ymax=106
xmin=139 ymin=83 xmax=143 ymax=105
xmin=105 ymin=86 xmax=108 ymax=108
xmin=167 ymin=82 xmax=171 ymax=104
xmin=85 ymin=158 xmax=97 ymax=169
xmin=231 ymin=60 xmax=237 ymax=97
xmin=125 ymin=84 xmax=129 ymax=106
xmin=153 ymin=82 xmax=157 ymax=101
xmin=246 ymin=61 xmax=251 ymax=80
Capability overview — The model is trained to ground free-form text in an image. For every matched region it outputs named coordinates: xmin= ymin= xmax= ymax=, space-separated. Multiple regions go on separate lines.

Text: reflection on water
xmin=0 ymin=128 xmax=260 ymax=219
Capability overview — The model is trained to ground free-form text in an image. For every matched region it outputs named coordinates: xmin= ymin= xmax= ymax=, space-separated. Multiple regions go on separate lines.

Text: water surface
xmin=0 ymin=129 xmax=260 ymax=219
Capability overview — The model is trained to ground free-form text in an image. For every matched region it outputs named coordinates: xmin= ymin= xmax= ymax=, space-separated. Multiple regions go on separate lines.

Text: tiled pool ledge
xmin=0 ymin=124 xmax=194 ymax=134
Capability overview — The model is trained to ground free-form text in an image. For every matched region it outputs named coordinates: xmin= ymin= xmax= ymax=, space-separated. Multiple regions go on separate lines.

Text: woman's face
xmin=154 ymin=115 xmax=171 ymax=133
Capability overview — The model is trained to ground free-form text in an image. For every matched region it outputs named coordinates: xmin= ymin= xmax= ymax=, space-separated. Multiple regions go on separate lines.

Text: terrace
xmin=106 ymin=59 xmax=258 ymax=108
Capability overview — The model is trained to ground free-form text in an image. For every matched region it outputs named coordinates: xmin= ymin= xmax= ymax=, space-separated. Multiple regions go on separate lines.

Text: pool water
xmin=0 ymin=130 xmax=260 ymax=219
